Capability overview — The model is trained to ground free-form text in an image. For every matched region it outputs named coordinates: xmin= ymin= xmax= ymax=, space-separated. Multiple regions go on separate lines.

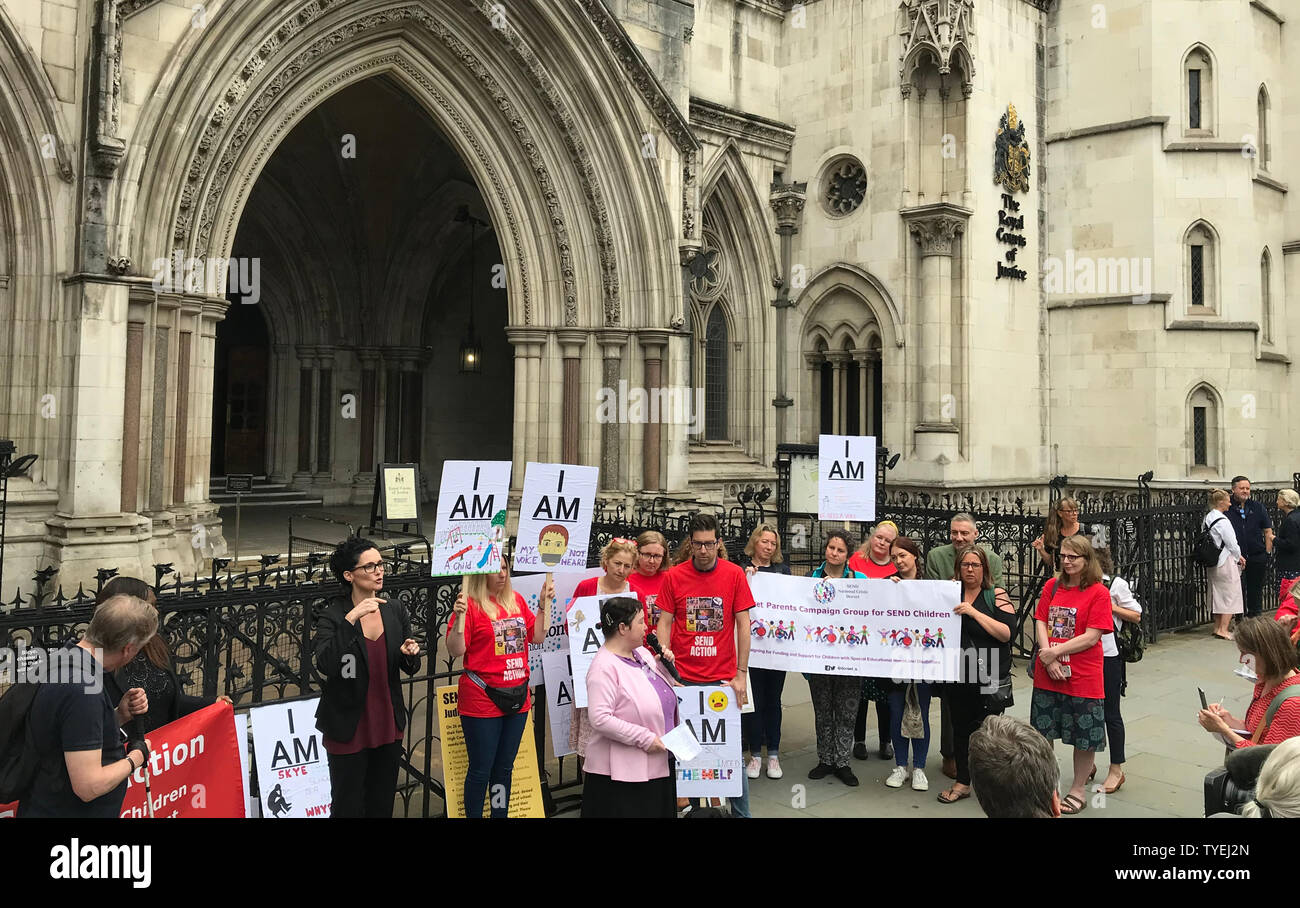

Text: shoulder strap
xmin=1260 ymin=684 xmax=1300 ymax=737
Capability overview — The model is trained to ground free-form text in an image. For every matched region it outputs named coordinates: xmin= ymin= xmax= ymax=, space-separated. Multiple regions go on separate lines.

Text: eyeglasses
xmin=690 ymin=540 xmax=719 ymax=549
xmin=1059 ymin=554 xmax=1084 ymax=562
xmin=638 ymin=552 xmax=665 ymax=561
xmin=352 ymin=560 xmax=391 ymax=575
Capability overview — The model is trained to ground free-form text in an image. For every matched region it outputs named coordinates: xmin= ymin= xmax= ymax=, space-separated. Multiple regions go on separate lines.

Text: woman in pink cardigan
xmin=582 ymin=596 xmax=681 ymax=818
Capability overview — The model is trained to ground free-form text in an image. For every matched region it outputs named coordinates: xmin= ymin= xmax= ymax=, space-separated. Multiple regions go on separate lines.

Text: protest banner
xmin=567 ymin=593 xmax=633 ymax=708
xmin=514 ymin=567 xmax=601 ymax=687
xmin=818 ymin=434 xmax=876 ymax=521
xmin=249 ymin=698 xmax=331 ymax=818
xmin=541 ymin=650 xmax=575 ymax=758
xmin=234 ymin=711 xmax=255 ymax=818
xmin=673 ymin=685 xmax=743 ymax=797
xmin=120 ymin=701 xmax=244 ymax=818
xmin=512 ymin=463 xmax=599 ymax=572
xmin=431 ymin=460 xmax=512 ymax=576
xmin=747 ymin=573 xmax=962 ymax=682
xmin=436 ymin=685 xmax=544 ymax=818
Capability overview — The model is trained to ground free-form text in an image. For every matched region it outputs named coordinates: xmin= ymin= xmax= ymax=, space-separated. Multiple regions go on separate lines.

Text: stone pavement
xmin=746 ymin=628 xmax=1250 ymax=818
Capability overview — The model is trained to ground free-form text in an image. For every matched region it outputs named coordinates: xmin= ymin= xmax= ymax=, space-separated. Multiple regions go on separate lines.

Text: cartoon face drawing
xmin=538 ymin=524 xmax=570 ymax=567
xmin=707 ymin=690 xmax=728 ymax=712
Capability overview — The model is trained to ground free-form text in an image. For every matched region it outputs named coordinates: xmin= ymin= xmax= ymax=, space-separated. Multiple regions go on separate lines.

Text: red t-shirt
xmin=659 ymin=559 xmax=755 ymax=683
xmin=629 ymin=571 xmax=668 ymax=640
xmin=450 ymin=592 xmax=535 ymax=718
xmin=1237 ymin=674 xmax=1300 ymax=748
xmin=1033 ymin=578 xmax=1112 ymax=699
xmin=848 ymin=553 xmax=899 ymax=578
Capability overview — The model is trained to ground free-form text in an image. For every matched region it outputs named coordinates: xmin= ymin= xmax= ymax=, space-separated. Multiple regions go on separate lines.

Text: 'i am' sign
xmin=513 ymin=463 xmax=598 ymax=573
xmin=817 ymin=434 xmax=876 ymax=521
xmin=431 ymin=460 xmax=512 ymax=576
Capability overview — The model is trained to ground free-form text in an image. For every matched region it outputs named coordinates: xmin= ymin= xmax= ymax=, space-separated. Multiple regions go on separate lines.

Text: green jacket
xmin=924 ymin=543 xmax=1005 ymax=587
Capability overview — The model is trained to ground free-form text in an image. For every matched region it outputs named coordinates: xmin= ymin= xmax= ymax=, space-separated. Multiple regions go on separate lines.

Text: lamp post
xmin=455 ymin=206 xmax=488 ymax=374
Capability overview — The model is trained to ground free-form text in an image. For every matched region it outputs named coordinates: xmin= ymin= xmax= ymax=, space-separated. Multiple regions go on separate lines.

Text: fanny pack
xmin=464 ymin=670 xmax=528 ymax=714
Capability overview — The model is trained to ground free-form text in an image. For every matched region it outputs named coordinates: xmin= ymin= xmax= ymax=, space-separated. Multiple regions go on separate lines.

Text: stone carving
xmin=689 ymin=97 xmax=796 ymax=154
xmin=106 ymin=256 xmax=132 ymax=275
xmin=682 ymin=150 xmax=697 ymax=239
xmin=898 ymin=0 xmax=975 ymax=96
xmin=688 ymin=226 xmax=726 ymax=300
xmin=993 ymin=103 xmax=1031 ymax=195
xmin=823 ymin=157 xmax=867 ymax=216
xmin=907 ymin=214 xmax=965 ymax=256
xmin=769 ymin=179 xmax=807 ymax=232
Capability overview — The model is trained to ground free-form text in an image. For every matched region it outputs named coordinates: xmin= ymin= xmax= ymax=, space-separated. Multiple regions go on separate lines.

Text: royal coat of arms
xmin=993 ymin=103 xmax=1031 ymax=194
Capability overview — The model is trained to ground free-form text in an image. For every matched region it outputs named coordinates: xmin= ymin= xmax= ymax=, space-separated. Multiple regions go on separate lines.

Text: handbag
xmin=464 ymin=670 xmax=528 ymax=715
xmin=901 ymin=682 xmax=925 ymax=739
xmin=971 ymin=589 xmax=1014 ymax=711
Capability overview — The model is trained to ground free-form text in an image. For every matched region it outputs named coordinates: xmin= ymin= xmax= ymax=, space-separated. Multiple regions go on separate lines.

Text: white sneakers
xmin=748 ymin=755 xmax=785 ymax=779
xmin=746 ymin=756 xmax=761 ymax=779
xmin=885 ymin=766 xmax=929 ymax=790
xmin=885 ymin=766 xmax=910 ymax=788
xmin=766 ymin=756 xmax=783 ymax=779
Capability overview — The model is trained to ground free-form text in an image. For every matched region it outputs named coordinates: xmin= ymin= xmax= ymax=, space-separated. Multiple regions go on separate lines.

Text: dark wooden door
xmin=224 ymin=346 xmax=268 ymax=475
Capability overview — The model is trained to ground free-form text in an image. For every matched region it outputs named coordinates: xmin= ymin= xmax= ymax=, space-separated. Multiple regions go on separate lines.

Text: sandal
xmin=1061 ymin=793 xmax=1087 ymax=815
xmin=1102 ymin=772 xmax=1126 ymax=794
xmin=937 ymin=786 xmax=970 ymax=804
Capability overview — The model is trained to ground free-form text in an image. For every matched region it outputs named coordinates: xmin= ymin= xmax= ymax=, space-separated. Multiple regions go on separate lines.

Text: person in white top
xmin=1206 ymin=489 xmax=1246 ymax=640
xmin=1095 ymin=548 xmax=1142 ymax=795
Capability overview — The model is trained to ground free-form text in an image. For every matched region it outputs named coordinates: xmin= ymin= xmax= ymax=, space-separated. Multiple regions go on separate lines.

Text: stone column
xmin=597 ymin=330 xmax=629 ymax=491
xmin=556 ymin=330 xmax=587 ymax=464
xmin=828 ymin=352 xmax=849 ymax=435
xmin=770 ymin=179 xmax=807 ymax=447
xmin=357 ymin=347 xmax=380 ymax=473
xmin=295 ymin=346 xmax=316 ymax=482
xmin=120 ymin=321 xmax=145 ymax=513
xmin=639 ymin=330 xmax=670 ymax=491
xmin=314 ymin=345 xmax=335 ymax=481
xmin=505 ymin=328 xmax=547 ymax=487
xmin=856 ymin=351 xmax=870 ymax=437
xmin=268 ymin=343 xmax=293 ymax=482
xmin=147 ymin=321 xmax=172 ymax=515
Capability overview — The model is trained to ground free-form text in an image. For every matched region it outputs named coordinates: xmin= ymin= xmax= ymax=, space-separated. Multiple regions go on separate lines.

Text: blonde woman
xmin=448 ymin=558 xmax=553 ymax=818
xmin=849 ymin=520 xmax=901 ymax=578
xmin=741 ymin=523 xmax=790 ymax=779
xmin=1033 ymin=497 xmax=1083 ymax=571
xmin=1206 ymin=489 xmax=1245 ymax=640
xmin=848 ymin=520 xmax=898 ymax=761
xmin=1240 ymin=737 xmax=1300 ymax=818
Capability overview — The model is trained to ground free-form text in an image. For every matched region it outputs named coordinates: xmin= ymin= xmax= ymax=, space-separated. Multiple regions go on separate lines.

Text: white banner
xmin=817 ymin=434 xmax=876 ymax=520
xmin=249 ymin=699 xmax=331 ymax=818
xmin=234 ymin=712 xmax=254 ymax=818
xmin=566 ymin=593 xmax=636 ymax=708
xmin=541 ymin=651 xmax=576 ymax=758
xmin=513 ymin=463 xmax=599 ymax=573
xmin=514 ymin=568 xmax=602 ymax=687
xmin=673 ymin=685 xmax=743 ymax=797
xmin=431 ymin=460 xmax=512 ymax=576
xmin=747 ymin=573 xmax=962 ymax=682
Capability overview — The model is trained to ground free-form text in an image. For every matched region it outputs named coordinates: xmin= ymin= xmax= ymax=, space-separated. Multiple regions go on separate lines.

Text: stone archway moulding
xmin=794 ymin=263 xmax=904 ymax=349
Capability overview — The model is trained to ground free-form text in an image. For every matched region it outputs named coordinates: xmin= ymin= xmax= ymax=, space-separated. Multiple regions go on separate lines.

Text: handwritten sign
xmin=817 ymin=434 xmax=876 ymax=521
xmin=513 ymin=463 xmax=598 ymax=572
xmin=431 ymin=460 xmax=512 ymax=576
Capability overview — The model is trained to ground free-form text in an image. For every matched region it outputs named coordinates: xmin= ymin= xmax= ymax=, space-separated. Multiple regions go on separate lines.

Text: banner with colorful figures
xmin=430 ymin=460 xmax=512 ymax=576
xmin=747 ymin=573 xmax=962 ymax=682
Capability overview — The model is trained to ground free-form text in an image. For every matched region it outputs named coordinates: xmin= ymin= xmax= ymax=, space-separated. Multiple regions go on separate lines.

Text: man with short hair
xmin=925 ymin=513 xmax=1004 ymax=779
xmin=658 ymin=512 xmax=754 ymax=816
xmin=19 ymin=594 xmax=156 ymax=817
xmin=969 ymin=715 xmax=1062 ymax=818
xmin=1227 ymin=476 xmax=1274 ymax=619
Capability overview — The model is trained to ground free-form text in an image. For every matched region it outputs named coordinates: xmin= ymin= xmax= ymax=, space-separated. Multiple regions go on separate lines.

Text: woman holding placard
xmin=582 ymin=597 xmax=680 ymax=817
xmin=742 ymin=523 xmax=791 ymax=780
xmin=448 ymin=556 xmax=553 ymax=818
xmin=880 ymin=536 xmax=932 ymax=791
xmin=807 ymin=531 xmax=868 ymax=786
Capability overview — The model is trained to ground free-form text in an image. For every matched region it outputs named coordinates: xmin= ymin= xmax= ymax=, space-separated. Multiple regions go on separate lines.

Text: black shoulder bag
xmin=976 ymin=589 xmax=1014 ymax=712
xmin=1025 ymin=580 xmax=1057 ymax=681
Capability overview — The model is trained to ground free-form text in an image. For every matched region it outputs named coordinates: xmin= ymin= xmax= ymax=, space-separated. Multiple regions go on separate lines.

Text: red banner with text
xmin=119 ymin=701 xmax=245 ymax=818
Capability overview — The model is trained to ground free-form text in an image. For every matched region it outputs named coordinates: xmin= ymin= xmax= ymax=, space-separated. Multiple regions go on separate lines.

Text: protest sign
xmin=514 ymin=567 xmax=601 ymax=687
xmin=747 ymin=573 xmax=962 ymax=682
xmin=234 ymin=711 xmax=254 ymax=818
xmin=120 ymin=702 xmax=244 ymax=818
xmin=249 ymin=699 xmax=331 ymax=818
xmin=431 ymin=460 xmax=512 ymax=576
xmin=567 ymin=593 xmax=634 ymax=708
xmin=817 ymin=434 xmax=876 ymax=520
xmin=436 ymin=684 xmax=544 ymax=818
xmin=541 ymin=650 xmax=575 ymax=758
xmin=673 ymin=685 xmax=743 ymax=797
xmin=512 ymin=463 xmax=598 ymax=572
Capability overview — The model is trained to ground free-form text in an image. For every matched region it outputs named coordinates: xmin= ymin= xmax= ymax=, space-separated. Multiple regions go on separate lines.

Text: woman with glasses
xmin=629 ymin=531 xmax=670 ymax=640
xmin=1030 ymin=535 xmax=1112 ymax=815
xmin=314 ymin=536 xmax=424 ymax=817
xmin=1033 ymin=497 xmax=1084 ymax=572
xmin=807 ymin=531 xmax=868 ymax=786
xmin=449 ymin=551 xmax=554 ymax=818
xmin=742 ymin=523 xmax=791 ymax=780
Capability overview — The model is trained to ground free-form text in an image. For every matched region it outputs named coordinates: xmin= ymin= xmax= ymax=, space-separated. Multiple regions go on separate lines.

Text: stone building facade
xmin=0 ymin=0 xmax=1292 ymax=588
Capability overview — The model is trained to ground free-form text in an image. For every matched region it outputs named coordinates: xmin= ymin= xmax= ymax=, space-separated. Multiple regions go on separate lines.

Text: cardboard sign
xmin=567 ymin=593 xmax=635 ymax=708
xmin=513 ymin=463 xmax=599 ymax=572
xmin=673 ymin=685 xmax=743 ymax=797
xmin=541 ymin=651 xmax=576 ymax=758
xmin=817 ymin=434 xmax=876 ymax=521
xmin=431 ymin=460 xmax=512 ymax=576
xmin=514 ymin=568 xmax=602 ymax=688
xmin=436 ymin=685 xmax=545 ymax=818
xmin=249 ymin=699 xmax=332 ymax=818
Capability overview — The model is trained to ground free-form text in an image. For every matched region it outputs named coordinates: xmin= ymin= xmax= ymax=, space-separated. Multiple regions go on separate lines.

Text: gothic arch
xmin=794 ymin=264 xmax=903 ymax=348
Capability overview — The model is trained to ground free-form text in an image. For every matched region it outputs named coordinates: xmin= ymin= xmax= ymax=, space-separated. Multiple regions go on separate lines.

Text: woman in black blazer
xmin=314 ymin=537 xmax=421 ymax=818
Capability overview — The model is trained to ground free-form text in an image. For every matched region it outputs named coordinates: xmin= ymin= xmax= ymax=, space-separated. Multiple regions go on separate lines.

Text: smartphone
xmin=1198 ymin=687 xmax=1208 ymax=710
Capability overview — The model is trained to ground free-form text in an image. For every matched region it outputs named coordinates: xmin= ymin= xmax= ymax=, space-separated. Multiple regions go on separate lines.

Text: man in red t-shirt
xmin=656 ymin=514 xmax=754 ymax=703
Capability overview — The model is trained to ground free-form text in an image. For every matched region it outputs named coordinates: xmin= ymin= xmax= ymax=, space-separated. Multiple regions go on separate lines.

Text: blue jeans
xmin=730 ymin=768 xmax=751 ymax=818
xmin=742 ymin=668 xmax=786 ymax=755
xmin=887 ymin=684 xmax=932 ymax=770
xmin=460 ymin=711 xmax=528 ymax=818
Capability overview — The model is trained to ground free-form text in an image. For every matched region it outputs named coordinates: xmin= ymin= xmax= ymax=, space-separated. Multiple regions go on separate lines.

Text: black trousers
xmin=854 ymin=696 xmax=890 ymax=746
xmin=1103 ymin=655 xmax=1126 ymax=764
xmin=1240 ymin=556 xmax=1268 ymax=618
xmin=949 ymin=682 xmax=1002 ymax=786
xmin=326 ymin=741 xmax=402 ymax=818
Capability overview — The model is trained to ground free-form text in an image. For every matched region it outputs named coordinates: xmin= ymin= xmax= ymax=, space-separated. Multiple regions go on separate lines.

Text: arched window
xmin=1187 ymin=384 xmax=1220 ymax=473
xmin=1184 ymin=221 xmax=1218 ymax=313
xmin=1257 ymin=85 xmax=1270 ymax=170
xmin=1183 ymin=46 xmax=1215 ymax=136
xmin=703 ymin=303 xmax=729 ymax=441
xmin=1261 ymin=248 xmax=1273 ymax=344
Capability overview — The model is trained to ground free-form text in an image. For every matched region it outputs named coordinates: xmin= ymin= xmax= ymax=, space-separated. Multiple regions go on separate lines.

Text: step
xmin=214 ymin=498 xmax=324 ymax=509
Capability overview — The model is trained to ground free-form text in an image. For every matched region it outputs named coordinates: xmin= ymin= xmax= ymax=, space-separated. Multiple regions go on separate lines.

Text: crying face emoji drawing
xmin=707 ymin=690 xmax=729 ymax=712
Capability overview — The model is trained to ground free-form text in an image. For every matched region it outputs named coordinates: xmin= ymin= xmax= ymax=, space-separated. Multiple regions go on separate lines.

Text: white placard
xmin=673 ymin=685 xmax=743 ymax=797
xmin=817 ymin=434 xmax=877 ymax=521
xmin=513 ymin=463 xmax=599 ymax=572
xmin=431 ymin=460 xmax=512 ymax=576
xmin=249 ymin=699 xmax=331 ymax=818
xmin=567 ymin=593 xmax=636 ymax=708
xmin=541 ymin=651 xmax=576 ymax=758
xmin=234 ymin=712 xmax=254 ymax=819
xmin=515 ymin=568 xmax=602 ymax=687
xmin=747 ymin=573 xmax=963 ymax=682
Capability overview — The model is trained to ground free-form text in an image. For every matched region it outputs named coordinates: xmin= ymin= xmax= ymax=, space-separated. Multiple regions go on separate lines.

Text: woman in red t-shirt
xmin=448 ymin=560 xmax=552 ymax=818
xmin=848 ymin=520 xmax=901 ymax=578
xmin=628 ymin=531 xmax=669 ymax=640
xmin=847 ymin=521 xmax=899 ymax=762
xmin=1197 ymin=616 xmax=1300 ymax=748
xmin=1030 ymin=535 xmax=1113 ymax=815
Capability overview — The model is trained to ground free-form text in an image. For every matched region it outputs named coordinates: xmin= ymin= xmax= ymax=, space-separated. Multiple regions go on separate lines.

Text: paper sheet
xmin=661 ymin=722 xmax=703 ymax=763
